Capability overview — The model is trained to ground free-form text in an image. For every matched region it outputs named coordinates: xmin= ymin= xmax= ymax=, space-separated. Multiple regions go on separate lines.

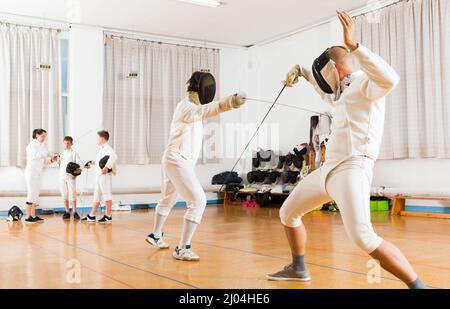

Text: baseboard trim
xmin=0 ymin=199 xmax=224 ymax=217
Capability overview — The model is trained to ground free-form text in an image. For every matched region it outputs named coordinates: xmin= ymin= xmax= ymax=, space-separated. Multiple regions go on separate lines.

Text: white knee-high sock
xmin=179 ymin=219 xmax=199 ymax=248
xmin=153 ymin=213 xmax=168 ymax=238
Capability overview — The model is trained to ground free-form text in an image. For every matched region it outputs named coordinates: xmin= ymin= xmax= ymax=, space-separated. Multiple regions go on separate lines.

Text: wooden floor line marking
xmin=33 ymin=230 xmax=200 ymax=289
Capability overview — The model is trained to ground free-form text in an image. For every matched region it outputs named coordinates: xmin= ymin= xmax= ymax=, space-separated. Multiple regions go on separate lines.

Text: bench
xmin=372 ymin=187 xmax=450 ymax=219
xmin=388 ymin=194 xmax=450 ymax=219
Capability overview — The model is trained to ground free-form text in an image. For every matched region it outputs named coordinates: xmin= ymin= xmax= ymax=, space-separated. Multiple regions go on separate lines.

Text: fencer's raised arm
xmin=351 ymin=44 xmax=400 ymax=100
xmin=181 ymin=93 xmax=246 ymax=123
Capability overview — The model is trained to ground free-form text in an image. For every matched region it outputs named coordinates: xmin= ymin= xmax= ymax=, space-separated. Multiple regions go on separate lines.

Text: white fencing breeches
xmin=280 ymin=156 xmax=383 ymax=253
xmin=156 ymin=151 xmax=207 ymax=224
xmin=25 ymin=170 xmax=42 ymax=204
xmin=93 ymin=174 xmax=113 ymax=203
xmin=60 ymin=177 xmax=77 ymax=202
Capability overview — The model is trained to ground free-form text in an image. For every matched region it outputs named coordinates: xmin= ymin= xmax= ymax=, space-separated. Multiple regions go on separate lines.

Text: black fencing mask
xmin=312 ymin=49 xmax=341 ymax=100
xmin=188 ymin=71 xmax=216 ymax=105
xmin=99 ymin=156 xmax=113 ymax=173
xmin=66 ymin=162 xmax=82 ymax=177
xmin=8 ymin=206 xmax=23 ymax=222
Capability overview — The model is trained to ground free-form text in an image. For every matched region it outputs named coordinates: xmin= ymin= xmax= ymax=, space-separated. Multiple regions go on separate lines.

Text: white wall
xmin=244 ymin=19 xmax=450 ymax=207
xmin=0 ymin=25 xmax=247 ymax=211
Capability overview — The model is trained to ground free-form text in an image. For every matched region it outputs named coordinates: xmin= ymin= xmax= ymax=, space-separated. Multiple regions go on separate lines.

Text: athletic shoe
xmin=146 ymin=233 xmax=169 ymax=249
xmin=73 ymin=212 xmax=81 ymax=220
xmin=34 ymin=216 xmax=45 ymax=223
xmin=172 ymin=245 xmax=200 ymax=261
xmin=62 ymin=212 xmax=71 ymax=220
xmin=98 ymin=215 xmax=112 ymax=224
xmin=266 ymin=264 xmax=311 ymax=282
xmin=25 ymin=217 xmax=38 ymax=224
xmin=81 ymin=214 xmax=96 ymax=222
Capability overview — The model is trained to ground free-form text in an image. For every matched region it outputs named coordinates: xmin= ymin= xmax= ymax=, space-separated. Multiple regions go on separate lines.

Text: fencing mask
xmin=66 ymin=162 xmax=82 ymax=177
xmin=99 ymin=156 xmax=113 ymax=174
xmin=312 ymin=49 xmax=341 ymax=101
xmin=187 ymin=71 xmax=216 ymax=105
xmin=7 ymin=206 xmax=23 ymax=222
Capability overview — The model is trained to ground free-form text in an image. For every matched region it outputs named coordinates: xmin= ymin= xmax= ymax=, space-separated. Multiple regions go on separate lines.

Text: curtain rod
xmin=0 ymin=20 xmax=65 ymax=32
xmin=106 ymin=33 xmax=220 ymax=51
xmin=353 ymin=0 xmax=406 ymax=18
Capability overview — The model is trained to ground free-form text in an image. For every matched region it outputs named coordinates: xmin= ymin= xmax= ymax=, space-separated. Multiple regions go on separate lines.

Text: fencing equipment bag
xmin=189 ymin=71 xmax=216 ymax=105
xmin=312 ymin=48 xmax=342 ymax=101
xmin=212 ymin=171 xmax=243 ymax=185
xmin=99 ymin=156 xmax=113 ymax=174
xmin=66 ymin=162 xmax=82 ymax=177
xmin=7 ymin=206 xmax=23 ymax=222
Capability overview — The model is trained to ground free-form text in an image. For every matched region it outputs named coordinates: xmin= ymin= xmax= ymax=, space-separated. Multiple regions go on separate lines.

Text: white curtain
xmin=355 ymin=0 xmax=450 ymax=159
xmin=0 ymin=24 xmax=62 ymax=167
xmin=103 ymin=35 xmax=221 ymax=164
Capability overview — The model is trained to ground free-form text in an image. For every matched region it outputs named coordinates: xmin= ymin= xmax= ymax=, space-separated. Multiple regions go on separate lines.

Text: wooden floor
xmin=0 ymin=205 xmax=449 ymax=289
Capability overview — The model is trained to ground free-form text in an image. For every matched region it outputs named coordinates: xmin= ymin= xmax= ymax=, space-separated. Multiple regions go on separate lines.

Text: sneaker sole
xmin=98 ymin=221 xmax=112 ymax=224
xmin=172 ymin=253 xmax=200 ymax=262
xmin=145 ymin=238 xmax=169 ymax=249
xmin=81 ymin=220 xmax=96 ymax=223
xmin=266 ymin=275 xmax=311 ymax=282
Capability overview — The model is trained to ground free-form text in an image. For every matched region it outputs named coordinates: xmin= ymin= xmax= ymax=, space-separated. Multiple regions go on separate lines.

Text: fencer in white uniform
xmin=267 ymin=11 xmax=425 ymax=289
xmin=81 ymin=130 xmax=118 ymax=224
xmin=24 ymin=129 xmax=57 ymax=223
xmin=146 ymin=71 xmax=246 ymax=261
xmin=58 ymin=136 xmax=82 ymax=220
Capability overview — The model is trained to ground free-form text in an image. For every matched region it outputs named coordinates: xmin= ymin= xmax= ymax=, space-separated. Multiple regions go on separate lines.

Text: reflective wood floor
xmin=0 ymin=205 xmax=449 ymax=289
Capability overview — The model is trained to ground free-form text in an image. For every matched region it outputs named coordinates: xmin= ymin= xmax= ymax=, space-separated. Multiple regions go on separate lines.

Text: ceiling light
xmin=178 ymin=0 xmax=221 ymax=8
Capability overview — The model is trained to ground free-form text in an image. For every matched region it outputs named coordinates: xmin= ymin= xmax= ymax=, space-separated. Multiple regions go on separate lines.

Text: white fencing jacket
xmin=306 ymin=45 xmax=400 ymax=189
xmin=59 ymin=149 xmax=81 ymax=179
xmin=25 ymin=140 xmax=50 ymax=174
xmin=166 ymin=98 xmax=231 ymax=164
xmin=95 ymin=143 xmax=118 ymax=177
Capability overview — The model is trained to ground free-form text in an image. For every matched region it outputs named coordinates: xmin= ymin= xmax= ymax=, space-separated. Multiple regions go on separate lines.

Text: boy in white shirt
xmin=82 ymin=131 xmax=118 ymax=224
xmin=59 ymin=136 xmax=82 ymax=220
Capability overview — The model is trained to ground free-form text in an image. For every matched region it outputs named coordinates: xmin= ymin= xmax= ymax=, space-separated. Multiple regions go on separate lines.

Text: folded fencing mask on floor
xmin=7 ymin=206 xmax=23 ymax=222
xmin=187 ymin=71 xmax=216 ymax=105
xmin=312 ymin=49 xmax=342 ymax=101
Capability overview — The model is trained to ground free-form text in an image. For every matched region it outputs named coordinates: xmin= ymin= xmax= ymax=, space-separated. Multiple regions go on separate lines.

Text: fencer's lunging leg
xmin=370 ymin=241 xmax=424 ymax=288
xmin=154 ymin=172 xmax=178 ymax=234
xmin=326 ymin=157 xmax=424 ymax=288
xmin=147 ymin=172 xmax=177 ymax=249
xmin=179 ymin=219 xmax=199 ymax=248
xmin=268 ymin=170 xmax=331 ymax=281
xmin=163 ymin=154 xmax=207 ymax=261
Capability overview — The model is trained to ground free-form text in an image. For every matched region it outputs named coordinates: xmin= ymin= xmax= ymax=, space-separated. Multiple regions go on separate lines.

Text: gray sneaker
xmin=266 ymin=264 xmax=311 ymax=282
